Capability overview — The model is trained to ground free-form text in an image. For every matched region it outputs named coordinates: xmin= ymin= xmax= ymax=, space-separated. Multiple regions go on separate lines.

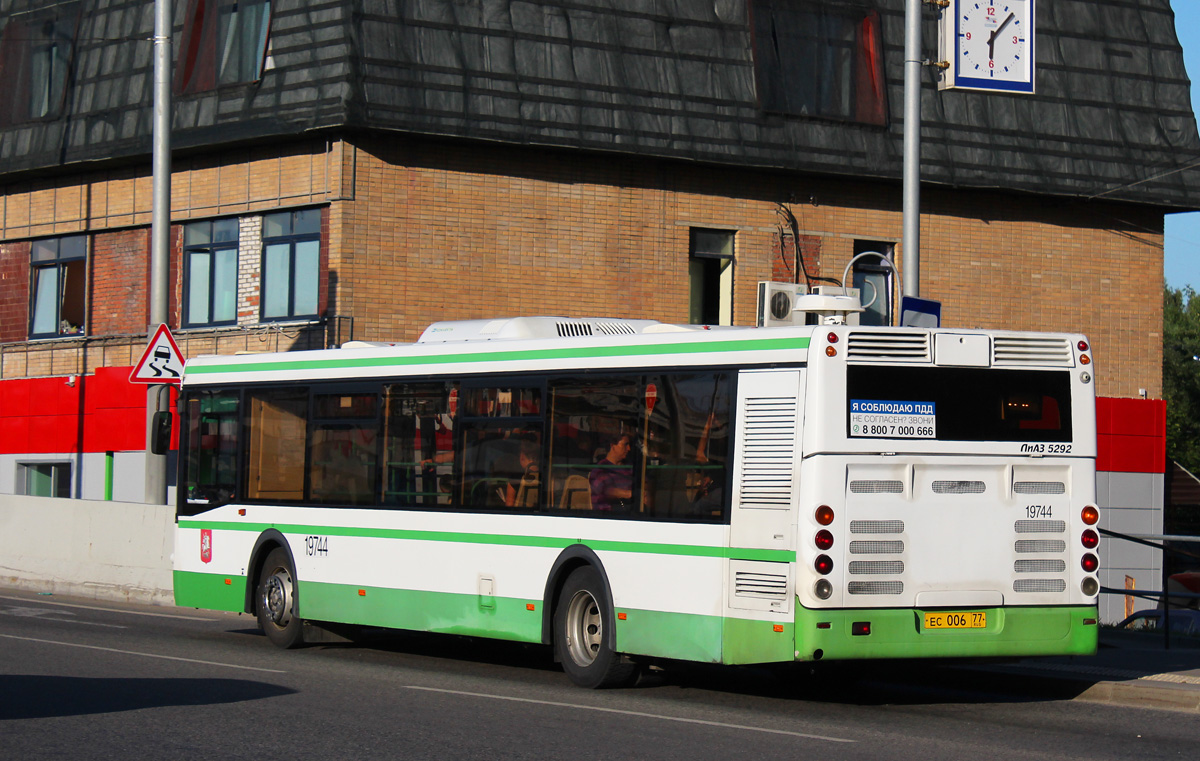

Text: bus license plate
xmin=924 ymin=611 xmax=986 ymax=629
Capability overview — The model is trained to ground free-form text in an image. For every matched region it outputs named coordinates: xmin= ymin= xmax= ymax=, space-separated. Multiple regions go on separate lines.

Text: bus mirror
xmin=151 ymin=411 xmax=173 ymax=455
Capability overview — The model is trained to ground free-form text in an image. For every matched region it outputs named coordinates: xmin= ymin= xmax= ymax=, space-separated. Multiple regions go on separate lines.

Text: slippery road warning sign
xmin=130 ymin=324 xmax=185 ymax=384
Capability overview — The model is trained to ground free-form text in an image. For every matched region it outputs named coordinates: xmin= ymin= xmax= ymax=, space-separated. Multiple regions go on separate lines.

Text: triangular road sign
xmin=130 ymin=324 xmax=186 ymax=384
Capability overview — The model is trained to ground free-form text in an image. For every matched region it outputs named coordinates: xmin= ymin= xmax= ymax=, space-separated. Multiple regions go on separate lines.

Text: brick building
xmin=0 ymin=0 xmax=1196 ymax=526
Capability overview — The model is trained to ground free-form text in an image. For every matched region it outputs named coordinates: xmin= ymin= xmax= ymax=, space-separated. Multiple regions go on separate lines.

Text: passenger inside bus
xmin=505 ymin=439 xmax=541 ymax=508
xmin=590 ymin=433 xmax=634 ymax=511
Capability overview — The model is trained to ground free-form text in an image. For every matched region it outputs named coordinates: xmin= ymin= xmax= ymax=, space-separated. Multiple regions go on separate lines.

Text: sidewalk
xmin=968 ymin=628 xmax=1200 ymax=713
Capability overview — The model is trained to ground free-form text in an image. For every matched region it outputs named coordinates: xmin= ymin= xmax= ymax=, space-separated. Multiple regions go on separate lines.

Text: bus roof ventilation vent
xmin=846 ymin=331 xmax=930 ymax=362
xmin=556 ymin=321 xmax=594 ymax=338
xmin=595 ymin=322 xmax=638 ymax=336
xmin=992 ymin=336 xmax=1073 ymax=366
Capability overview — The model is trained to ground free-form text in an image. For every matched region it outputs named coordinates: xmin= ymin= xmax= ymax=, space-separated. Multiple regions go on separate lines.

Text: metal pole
xmin=145 ymin=0 xmax=172 ymax=504
xmin=901 ymin=0 xmax=922 ymax=297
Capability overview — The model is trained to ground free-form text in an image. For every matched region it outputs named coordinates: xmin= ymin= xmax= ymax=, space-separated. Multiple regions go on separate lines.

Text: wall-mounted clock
xmin=938 ymin=0 xmax=1035 ymax=94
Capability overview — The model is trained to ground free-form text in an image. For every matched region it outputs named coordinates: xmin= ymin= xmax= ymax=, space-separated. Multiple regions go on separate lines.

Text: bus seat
xmin=560 ymin=474 xmax=591 ymax=510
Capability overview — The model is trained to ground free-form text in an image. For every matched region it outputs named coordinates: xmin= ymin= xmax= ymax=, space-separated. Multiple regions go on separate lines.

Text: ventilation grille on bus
xmin=992 ymin=336 xmax=1073 ymax=366
xmin=848 ymin=581 xmax=904 ymax=595
xmin=1012 ymin=517 xmax=1067 ymax=594
xmin=846 ymin=331 xmax=931 ymax=362
xmin=849 ymin=480 xmax=904 ymax=494
xmin=737 ymin=397 xmax=797 ymax=506
xmin=849 ymin=560 xmax=905 ymax=575
xmin=1013 ymin=579 xmax=1067 ymax=593
xmin=555 ymin=322 xmax=593 ymax=337
xmin=733 ymin=571 xmax=789 ymax=600
xmin=932 ymin=480 xmax=985 ymax=494
xmin=1014 ymin=481 xmax=1066 ymax=495
xmin=1015 ymin=520 xmax=1066 ymax=533
xmin=1015 ymin=539 xmax=1067 ymax=553
xmin=850 ymin=520 xmax=905 ymax=534
xmin=1015 ymin=559 xmax=1067 ymax=573
xmin=849 ymin=540 xmax=904 ymax=555
xmin=595 ymin=322 xmax=637 ymax=335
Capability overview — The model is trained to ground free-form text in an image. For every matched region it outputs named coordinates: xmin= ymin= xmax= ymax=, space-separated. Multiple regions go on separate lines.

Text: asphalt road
xmin=0 ymin=590 xmax=1193 ymax=760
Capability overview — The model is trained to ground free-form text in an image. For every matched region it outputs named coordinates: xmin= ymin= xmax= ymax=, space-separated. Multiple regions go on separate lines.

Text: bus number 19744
xmin=305 ymin=535 xmax=329 ymax=557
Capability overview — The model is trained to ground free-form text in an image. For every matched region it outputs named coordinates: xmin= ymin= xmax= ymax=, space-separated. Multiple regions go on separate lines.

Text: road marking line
xmin=0 ymin=595 xmax=213 ymax=621
xmin=0 ymin=607 xmax=126 ymax=628
xmin=0 ymin=634 xmax=286 ymax=674
xmin=404 ymin=686 xmax=855 ymax=743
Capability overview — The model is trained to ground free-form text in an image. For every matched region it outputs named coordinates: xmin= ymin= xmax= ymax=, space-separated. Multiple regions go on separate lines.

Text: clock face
xmin=946 ymin=1 xmax=1035 ymax=93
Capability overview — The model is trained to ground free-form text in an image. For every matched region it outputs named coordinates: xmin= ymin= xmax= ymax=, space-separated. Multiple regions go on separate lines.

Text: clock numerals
xmin=945 ymin=0 xmax=1034 ymax=92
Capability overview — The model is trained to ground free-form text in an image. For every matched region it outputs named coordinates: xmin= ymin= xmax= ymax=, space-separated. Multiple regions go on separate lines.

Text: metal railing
xmin=1099 ymin=528 xmax=1200 ymax=649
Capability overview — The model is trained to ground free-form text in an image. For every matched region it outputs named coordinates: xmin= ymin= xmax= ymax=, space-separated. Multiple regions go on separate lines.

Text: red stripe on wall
xmin=1096 ymin=397 xmax=1165 ymax=474
xmin=0 ymin=367 xmax=173 ymax=454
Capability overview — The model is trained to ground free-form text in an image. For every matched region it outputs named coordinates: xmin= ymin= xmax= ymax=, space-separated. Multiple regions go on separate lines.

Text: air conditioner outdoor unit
xmin=757 ymin=282 xmax=807 ymax=327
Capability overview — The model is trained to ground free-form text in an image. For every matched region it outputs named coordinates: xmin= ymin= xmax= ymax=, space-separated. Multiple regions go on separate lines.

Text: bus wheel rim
xmin=565 ymin=589 xmax=603 ymax=667
xmin=263 ymin=568 xmax=293 ymax=628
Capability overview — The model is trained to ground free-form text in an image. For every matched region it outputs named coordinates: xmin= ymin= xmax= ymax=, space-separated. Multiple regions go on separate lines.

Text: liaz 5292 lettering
xmin=173 ymin=315 xmax=1100 ymax=687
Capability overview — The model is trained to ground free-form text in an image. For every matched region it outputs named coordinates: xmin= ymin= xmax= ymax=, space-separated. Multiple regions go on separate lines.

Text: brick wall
xmin=0 ymin=241 xmax=30 ymax=343
xmin=0 ymin=135 xmax=1167 ymax=399
xmin=332 ymin=136 xmax=1163 ymax=398
xmin=90 ymin=229 xmax=149 ymax=335
xmin=0 ymin=139 xmax=342 ymax=240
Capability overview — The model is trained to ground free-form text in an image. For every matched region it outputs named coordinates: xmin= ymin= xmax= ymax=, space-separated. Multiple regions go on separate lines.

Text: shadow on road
xmin=230 ymin=622 xmax=1095 ymax=707
xmin=0 ymin=675 xmax=296 ymax=720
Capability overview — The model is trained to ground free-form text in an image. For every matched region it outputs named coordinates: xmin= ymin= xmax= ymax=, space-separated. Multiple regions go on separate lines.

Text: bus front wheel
xmin=256 ymin=547 xmax=304 ymax=649
xmin=554 ymin=566 xmax=638 ymax=688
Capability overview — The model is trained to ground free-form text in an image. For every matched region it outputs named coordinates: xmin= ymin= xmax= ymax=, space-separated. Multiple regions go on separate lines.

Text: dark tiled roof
xmin=1 ymin=0 xmax=1198 ymax=209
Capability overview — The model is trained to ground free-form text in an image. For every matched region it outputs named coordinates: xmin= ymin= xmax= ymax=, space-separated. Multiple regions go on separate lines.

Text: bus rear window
xmin=846 ymin=366 xmax=1072 ymax=442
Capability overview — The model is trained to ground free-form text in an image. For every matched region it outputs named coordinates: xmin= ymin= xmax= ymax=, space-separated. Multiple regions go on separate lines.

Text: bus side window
xmin=310 ymin=392 xmax=379 ymax=506
xmin=383 ymin=382 xmax=456 ymax=508
xmin=643 ymin=373 xmax=731 ymax=522
xmin=183 ymin=390 xmax=239 ymax=513
xmin=245 ymin=388 xmax=308 ymax=502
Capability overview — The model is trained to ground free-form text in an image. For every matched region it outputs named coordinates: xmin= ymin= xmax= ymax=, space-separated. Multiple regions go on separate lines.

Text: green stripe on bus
xmin=174 ymin=570 xmax=246 ymax=613
xmin=177 ymin=519 xmax=795 ymax=562
xmin=172 ymin=570 xmax=787 ymax=665
xmin=792 ymin=604 xmax=1098 ymax=661
xmin=301 ymin=582 xmax=545 ymax=643
xmin=612 ymin=607 xmax=794 ymax=664
xmin=186 ymin=336 xmax=810 ymax=375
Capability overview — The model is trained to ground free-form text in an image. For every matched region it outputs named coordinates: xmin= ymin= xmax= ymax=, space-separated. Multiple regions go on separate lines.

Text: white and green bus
xmin=173 ymin=316 xmax=1101 ymax=687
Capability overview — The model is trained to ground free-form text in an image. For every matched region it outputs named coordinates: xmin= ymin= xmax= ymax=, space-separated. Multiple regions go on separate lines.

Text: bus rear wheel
xmin=257 ymin=547 xmax=304 ymax=649
xmin=554 ymin=567 xmax=638 ymax=688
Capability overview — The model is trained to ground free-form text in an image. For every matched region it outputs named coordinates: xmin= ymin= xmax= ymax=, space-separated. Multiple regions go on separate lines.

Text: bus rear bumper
xmin=793 ymin=604 xmax=1099 ymax=662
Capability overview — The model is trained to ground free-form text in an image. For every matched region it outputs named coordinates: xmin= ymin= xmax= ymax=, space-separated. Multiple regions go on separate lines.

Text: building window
xmin=175 ymin=0 xmax=272 ymax=95
xmin=0 ymin=3 xmax=80 ymax=127
xmin=262 ymin=209 xmax=321 ymax=321
xmin=20 ymin=462 xmax=72 ymax=498
xmin=30 ymin=234 xmax=87 ymax=338
xmin=751 ymin=0 xmax=888 ymax=126
xmin=852 ymin=239 xmax=895 ymax=326
xmin=183 ymin=219 xmax=240 ymax=328
xmin=689 ymin=229 xmax=735 ymax=326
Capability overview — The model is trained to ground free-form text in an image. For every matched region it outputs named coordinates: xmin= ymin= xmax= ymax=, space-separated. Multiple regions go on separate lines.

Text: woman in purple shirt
xmin=589 ymin=433 xmax=634 ymax=511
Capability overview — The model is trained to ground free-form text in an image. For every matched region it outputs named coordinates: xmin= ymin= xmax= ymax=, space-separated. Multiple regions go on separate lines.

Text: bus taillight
xmin=815 ymin=530 xmax=834 ymax=550
xmin=1081 ymin=505 xmax=1099 ymax=525
xmin=815 ymin=555 xmax=834 ymax=575
xmin=815 ymin=505 xmax=834 ymax=525
xmin=1081 ymin=529 xmax=1099 ymax=549
xmin=814 ymin=579 xmax=833 ymax=599
xmin=1081 ymin=553 xmax=1099 ymax=573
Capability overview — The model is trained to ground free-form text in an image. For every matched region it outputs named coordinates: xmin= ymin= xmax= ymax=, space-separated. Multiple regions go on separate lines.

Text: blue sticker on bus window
xmin=850 ymin=400 xmax=936 ymax=438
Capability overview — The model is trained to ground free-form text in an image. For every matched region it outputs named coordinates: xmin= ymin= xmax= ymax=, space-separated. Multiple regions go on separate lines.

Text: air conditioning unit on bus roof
xmin=415 ymin=316 xmax=702 ymax=343
xmin=757 ymin=282 xmax=863 ymax=327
